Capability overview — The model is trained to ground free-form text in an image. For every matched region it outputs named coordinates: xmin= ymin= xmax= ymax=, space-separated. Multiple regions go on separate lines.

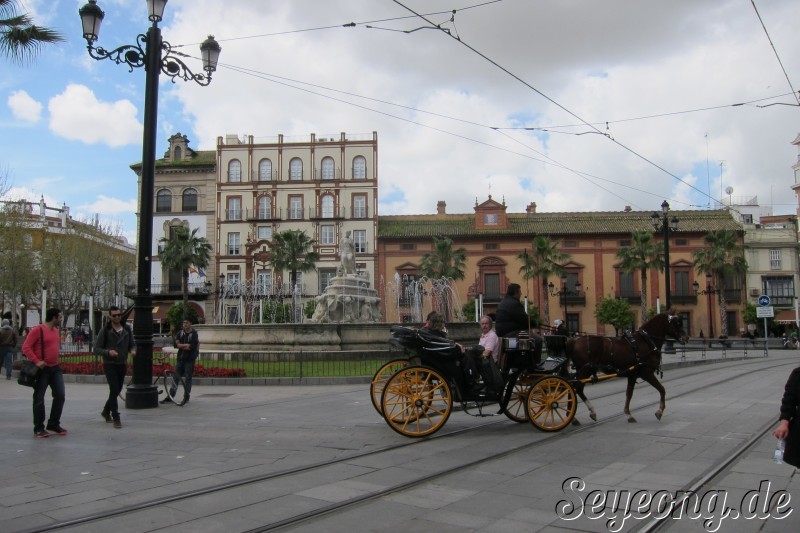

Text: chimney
xmin=437 ymin=201 xmax=446 ymax=215
xmin=525 ymin=202 xmax=537 ymax=214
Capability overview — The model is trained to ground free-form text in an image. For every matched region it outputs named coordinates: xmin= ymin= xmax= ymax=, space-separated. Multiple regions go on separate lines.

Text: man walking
xmin=22 ymin=308 xmax=67 ymax=438
xmin=0 ymin=319 xmax=18 ymax=379
xmin=162 ymin=319 xmax=199 ymax=405
xmin=93 ymin=306 xmax=135 ymax=428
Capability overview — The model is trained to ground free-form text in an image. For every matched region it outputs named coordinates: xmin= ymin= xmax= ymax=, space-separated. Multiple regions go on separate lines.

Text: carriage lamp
xmin=78 ymin=0 xmax=220 ymax=409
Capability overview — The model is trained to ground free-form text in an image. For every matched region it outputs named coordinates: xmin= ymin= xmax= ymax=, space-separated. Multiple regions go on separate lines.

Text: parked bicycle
xmin=118 ymin=355 xmax=187 ymax=406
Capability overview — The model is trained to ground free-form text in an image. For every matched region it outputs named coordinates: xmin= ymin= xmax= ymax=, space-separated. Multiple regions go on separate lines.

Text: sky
xmin=2 ymin=0 xmax=799 ymax=245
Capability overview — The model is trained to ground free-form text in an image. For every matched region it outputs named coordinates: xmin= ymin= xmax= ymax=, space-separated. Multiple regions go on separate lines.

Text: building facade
xmin=377 ymin=197 xmax=746 ymax=336
xmin=215 ymin=132 xmax=379 ymax=323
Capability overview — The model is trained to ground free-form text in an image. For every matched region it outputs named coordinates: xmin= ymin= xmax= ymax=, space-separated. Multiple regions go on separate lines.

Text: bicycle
xmin=118 ymin=354 xmax=187 ymax=406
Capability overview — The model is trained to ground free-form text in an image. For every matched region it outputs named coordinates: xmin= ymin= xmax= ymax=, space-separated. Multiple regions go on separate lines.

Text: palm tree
xmin=1 ymin=0 xmax=64 ymax=64
xmin=419 ymin=236 xmax=467 ymax=280
xmin=269 ymin=230 xmax=320 ymax=320
xmin=419 ymin=236 xmax=467 ymax=320
xmin=518 ymin=235 xmax=570 ymax=326
xmin=693 ymin=229 xmax=747 ymax=337
xmin=616 ymin=231 xmax=664 ymax=324
xmin=158 ymin=227 xmax=212 ymax=320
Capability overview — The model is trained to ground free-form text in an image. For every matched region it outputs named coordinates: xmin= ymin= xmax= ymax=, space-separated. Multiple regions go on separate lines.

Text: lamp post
xmin=548 ymin=275 xmax=581 ymax=334
xmin=694 ymin=272 xmax=719 ymax=346
xmin=652 ymin=201 xmax=678 ymax=353
xmin=79 ymin=0 xmax=220 ymax=409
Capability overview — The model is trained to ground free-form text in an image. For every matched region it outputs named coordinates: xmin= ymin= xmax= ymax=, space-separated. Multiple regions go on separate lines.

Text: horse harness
xmin=578 ymin=327 xmax=664 ymax=382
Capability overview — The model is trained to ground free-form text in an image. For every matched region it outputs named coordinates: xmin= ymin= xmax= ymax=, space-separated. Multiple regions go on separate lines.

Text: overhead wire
xmin=750 ymin=0 xmax=800 ymax=106
xmin=390 ymin=0 xmax=715 ymax=210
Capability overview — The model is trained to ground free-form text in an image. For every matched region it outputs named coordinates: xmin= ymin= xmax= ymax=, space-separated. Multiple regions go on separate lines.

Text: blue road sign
xmin=758 ymin=295 xmax=771 ymax=307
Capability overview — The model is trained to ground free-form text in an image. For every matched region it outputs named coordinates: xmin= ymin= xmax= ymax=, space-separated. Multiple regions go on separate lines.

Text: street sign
xmin=758 ymin=295 xmax=771 ymax=307
xmin=756 ymin=306 xmax=774 ymax=318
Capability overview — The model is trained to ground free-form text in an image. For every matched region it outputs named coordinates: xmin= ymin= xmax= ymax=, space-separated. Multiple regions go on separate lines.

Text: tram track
xmin=23 ymin=356 xmax=795 ymax=533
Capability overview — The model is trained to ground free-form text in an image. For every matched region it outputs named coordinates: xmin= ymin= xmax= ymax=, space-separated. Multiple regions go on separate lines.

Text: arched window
xmin=258 ymin=158 xmax=272 ymax=181
xmin=353 ymin=156 xmax=366 ymax=179
xmin=321 ymin=195 xmax=334 ymax=218
xmin=289 ymin=158 xmax=303 ymax=180
xmin=321 ymin=157 xmax=335 ymax=180
xmin=258 ymin=195 xmax=271 ymax=219
xmin=156 ymin=189 xmax=171 ymax=212
xmin=228 ymin=160 xmax=241 ymax=182
xmin=173 ymin=146 xmax=182 ymax=161
xmin=182 ymin=188 xmax=197 ymax=212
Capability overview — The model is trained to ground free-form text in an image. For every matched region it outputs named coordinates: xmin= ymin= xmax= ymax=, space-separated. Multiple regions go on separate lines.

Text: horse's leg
xmin=575 ymin=381 xmax=597 ymax=422
xmin=624 ymin=374 xmax=637 ymax=423
xmin=640 ymin=371 xmax=667 ymax=420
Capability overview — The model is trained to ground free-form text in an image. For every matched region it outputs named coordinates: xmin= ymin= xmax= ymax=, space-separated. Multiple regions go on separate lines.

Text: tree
xmin=419 ymin=236 xmax=467 ymax=280
xmin=1 ymin=0 xmax=64 ymax=64
xmin=616 ymin=231 xmax=664 ymax=324
xmin=419 ymin=236 xmax=467 ymax=321
xmin=693 ymin=229 xmax=747 ymax=337
xmin=158 ymin=227 xmax=212 ymax=321
xmin=0 ymin=200 xmax=41 ymax=328
xmin=594 ymin=296 xmax=635 ymax=336
xmin=519 ymin=235 xmax=570 ymax=327
xmin=269 ymin=230 xmax=319 ymax=321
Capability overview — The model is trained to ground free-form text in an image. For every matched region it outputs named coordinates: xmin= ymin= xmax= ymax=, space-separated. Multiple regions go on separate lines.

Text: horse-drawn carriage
xmin=370 ymin=313 xmax=687 ymax=438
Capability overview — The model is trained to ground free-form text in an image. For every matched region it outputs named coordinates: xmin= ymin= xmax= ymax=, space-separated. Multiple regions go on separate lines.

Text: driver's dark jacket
xmin=779 ymin=366 xmax=800 ymax=467
xmin=495 ymin=296 xmax=537 ymax=337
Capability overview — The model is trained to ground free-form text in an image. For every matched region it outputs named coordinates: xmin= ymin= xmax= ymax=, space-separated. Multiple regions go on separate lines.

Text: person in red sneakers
xmin=22 ymin=308 xmax=67 ymax=438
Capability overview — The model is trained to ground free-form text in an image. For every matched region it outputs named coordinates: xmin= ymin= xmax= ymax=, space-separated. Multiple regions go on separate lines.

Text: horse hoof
xmin=655 ymin=412 xmax=662 ymax=421
xmin=590 ymin=413 xmax=597 ymax=422
xmin=627 ymin=417 xmax=637 ymax=423
xmin=571 ymin=419 xmax=582 ymax=426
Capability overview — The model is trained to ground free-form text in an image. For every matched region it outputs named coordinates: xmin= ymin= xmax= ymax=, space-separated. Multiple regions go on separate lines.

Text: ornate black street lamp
xmin=79 ymin=0 xmax=220 ymax=409
xmin=549 ymin=275 xmax=581 ymax=334
xmin=652 ymin=200 xmax=678 ymax=353
xmin=694 ymin=272 xmax=720 ymax=344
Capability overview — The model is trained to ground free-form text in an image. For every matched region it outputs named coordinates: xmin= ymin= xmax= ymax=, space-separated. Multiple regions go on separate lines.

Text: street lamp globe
xmin=200 ymin=35 xmax=222 ymax=74
xmin=147 ymin=0 xmax=168 ymax=22
xmin=79 ymin=0 xmax=104 ymax=43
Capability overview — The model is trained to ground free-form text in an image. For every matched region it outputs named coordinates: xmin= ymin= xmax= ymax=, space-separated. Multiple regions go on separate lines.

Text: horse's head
xmin=665 ymin=313 xmax=689 ymax=344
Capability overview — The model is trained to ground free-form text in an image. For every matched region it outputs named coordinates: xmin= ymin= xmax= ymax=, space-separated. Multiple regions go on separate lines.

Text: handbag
xmin=17 ymin=360 xmax=40 ymax=387
xmin=17 ymin=326 xmax=43 ymax=387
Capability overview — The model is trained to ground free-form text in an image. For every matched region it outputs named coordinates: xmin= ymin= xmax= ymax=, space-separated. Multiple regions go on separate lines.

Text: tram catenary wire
xmin=24 ymin=357 xmax=794 ymax=533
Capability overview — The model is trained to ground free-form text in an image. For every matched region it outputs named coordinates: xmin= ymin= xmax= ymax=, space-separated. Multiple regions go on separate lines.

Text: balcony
xmin=315 ymin=168 xmax=342 ymax=180
xmin=616 ymin=291 xmax=641 ymax=305
xmin=246 ymin=207 xmax=282 ymax=221
xmin=671 ymin=290 xmax=698 ymax=305
xmin=558 ymin=292 xmax=586 ymax=306
xmin=310 ymin=206 xmax=345 ymax=220
xmin=225 ymin=209 xmax=242 ymax=221
xmin=150 ymin=282 xmax=213 ymax=299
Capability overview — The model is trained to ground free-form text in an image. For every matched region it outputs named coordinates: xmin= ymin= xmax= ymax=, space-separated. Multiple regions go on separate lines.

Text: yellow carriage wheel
xmin=502 ymin=372 xmax=537 ymax=423
xmin=380 ymin=366 xmax=452 ymax=438
xmin=527 ymin=375 xmax=576 ymax=432
xmin=369 ymin=359 xmax=410 ymax=416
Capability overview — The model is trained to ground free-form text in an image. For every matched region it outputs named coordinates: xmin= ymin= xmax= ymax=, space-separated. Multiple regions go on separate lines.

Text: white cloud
xmin=7 ymin=90 xmax=43 ymax=123
xmin=48 ymin=84 xmax=141 ymax=147
xmin=77 ymin=195 xmax=138 ymax=216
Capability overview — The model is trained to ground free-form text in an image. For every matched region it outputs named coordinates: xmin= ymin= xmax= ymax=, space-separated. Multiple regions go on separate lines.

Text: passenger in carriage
xmin=495 ymin=283 xmax=543 ymax=365
xmin=553 ymin=319 xmax=568 ymax=336
xmin=478 ymin=315 xmax=500 ymax=363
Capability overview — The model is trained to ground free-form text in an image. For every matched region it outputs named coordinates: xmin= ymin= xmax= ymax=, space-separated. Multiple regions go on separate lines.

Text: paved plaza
xmin=1 ymin=347 xmax=799 ymax=532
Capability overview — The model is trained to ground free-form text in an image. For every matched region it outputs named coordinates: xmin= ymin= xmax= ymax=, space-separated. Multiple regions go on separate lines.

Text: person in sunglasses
xmin=93 ymin=306 xmax=135 ymax=428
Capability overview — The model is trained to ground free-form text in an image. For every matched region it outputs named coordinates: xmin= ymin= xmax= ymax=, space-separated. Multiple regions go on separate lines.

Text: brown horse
xmin=565 ymin=312 xmax=688 ymax=423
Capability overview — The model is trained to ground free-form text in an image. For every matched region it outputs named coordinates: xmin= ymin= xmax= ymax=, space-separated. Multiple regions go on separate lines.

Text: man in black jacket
xmin=495 ymin=283 xmax=543 ymax=365
xmin=94 ymin=306 xmax=135 ymax=428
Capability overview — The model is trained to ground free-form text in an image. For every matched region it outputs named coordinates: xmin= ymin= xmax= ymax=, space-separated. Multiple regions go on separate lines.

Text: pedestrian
xmin=22 ymin=308 xmax=67 ymax=438
xmin=1 ymin=319 xmax=19 ymax=379
xmin=162 ymin=319 xmax=199 ymax=405
xmin=93 ymin=306 xmax=135 ymax=428
xmin=774 ymin=366 xmax=800 ymax=468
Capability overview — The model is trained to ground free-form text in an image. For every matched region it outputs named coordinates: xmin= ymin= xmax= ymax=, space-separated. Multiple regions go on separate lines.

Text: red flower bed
xmin=57 ymin=360 xmax=246 ymax=378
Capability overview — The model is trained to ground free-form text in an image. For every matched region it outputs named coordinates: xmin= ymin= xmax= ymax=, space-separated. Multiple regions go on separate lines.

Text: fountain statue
xmin=307 ymin=231 xmax=382 ymax=323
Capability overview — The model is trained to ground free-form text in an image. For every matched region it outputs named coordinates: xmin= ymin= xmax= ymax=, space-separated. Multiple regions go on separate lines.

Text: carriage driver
xmin=495 ymin=283 xmax=543 ymax=365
